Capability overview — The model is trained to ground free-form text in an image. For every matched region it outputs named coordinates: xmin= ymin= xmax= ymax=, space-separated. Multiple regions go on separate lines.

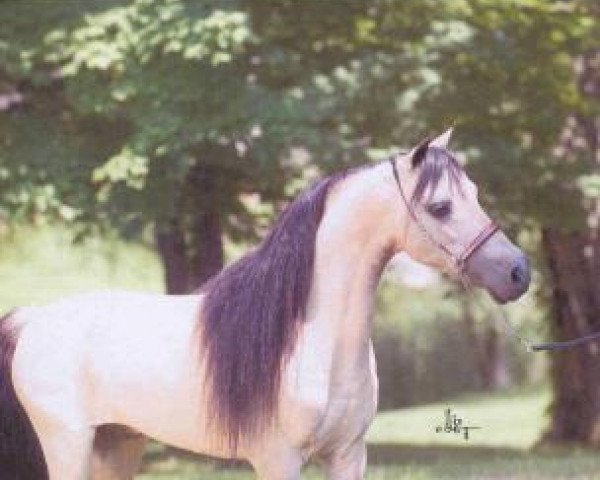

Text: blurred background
xmin=0 ymin=1 xmax=599 ymax=478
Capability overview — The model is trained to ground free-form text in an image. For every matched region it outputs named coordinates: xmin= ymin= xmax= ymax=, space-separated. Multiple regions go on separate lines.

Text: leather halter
xmin=388 ymin=155 xmax=499 ymax=275
xmin=389 ymin=154 xmax=600 ymax=353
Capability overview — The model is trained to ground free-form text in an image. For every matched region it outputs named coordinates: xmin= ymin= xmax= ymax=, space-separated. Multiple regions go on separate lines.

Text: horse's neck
xmin=305 ymin=165 xmax=397 ymax=387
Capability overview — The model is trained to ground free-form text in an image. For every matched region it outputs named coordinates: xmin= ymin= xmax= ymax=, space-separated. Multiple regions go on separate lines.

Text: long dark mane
xmin=199 ymin=172 xmax=348 ymax=451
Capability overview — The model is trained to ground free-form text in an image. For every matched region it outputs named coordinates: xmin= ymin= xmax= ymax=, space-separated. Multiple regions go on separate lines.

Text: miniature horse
xmin=0 ymin=129 xmax=529 ymax=479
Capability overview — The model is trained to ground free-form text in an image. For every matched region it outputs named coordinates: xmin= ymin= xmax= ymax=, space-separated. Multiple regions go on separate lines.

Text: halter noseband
xmin=388 ymin=155 xmax=499 ymax=275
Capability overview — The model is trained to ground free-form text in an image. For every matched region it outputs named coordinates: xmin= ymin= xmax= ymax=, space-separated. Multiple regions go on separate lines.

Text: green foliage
xmin=578 ymin=173 xmax=600 ymax=200
xmin=0 ymin=0 xmax=342 ymax=238
xmin=2 ymin=0 xmax=596 ymax=236
xmin=408 ymin=0 xmax=598 ymax=229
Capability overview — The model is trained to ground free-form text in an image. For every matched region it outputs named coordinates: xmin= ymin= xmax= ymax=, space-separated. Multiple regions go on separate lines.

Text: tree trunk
xmin=187 ymin=161 xmax=225 ymax=289
xmin=190 ymin=207 xmax=224 ymax=288
xmin=543 ymin=43 xmax=600 ymax=445
xmin=542 ymin=228 xmax=600 ymax=444
xmin=155 ymin=221 xmax=189 ymax=294
xmin=156 ymin=151 xmax=228 ymax=294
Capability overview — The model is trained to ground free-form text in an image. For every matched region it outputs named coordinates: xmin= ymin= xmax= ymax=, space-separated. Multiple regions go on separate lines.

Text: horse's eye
xmin=427 ymin=201 xmax=452 ymax=219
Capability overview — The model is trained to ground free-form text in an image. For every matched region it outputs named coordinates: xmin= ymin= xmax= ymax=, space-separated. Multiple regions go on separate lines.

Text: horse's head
xmin=391 ymin=129 xmax=530 ymax=303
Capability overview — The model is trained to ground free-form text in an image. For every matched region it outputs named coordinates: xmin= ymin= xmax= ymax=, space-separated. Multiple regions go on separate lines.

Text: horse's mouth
xmin=487 ymin=283 xmax=528 ymax=305
xmin=489 ymin=289 xmax=511 ymax=305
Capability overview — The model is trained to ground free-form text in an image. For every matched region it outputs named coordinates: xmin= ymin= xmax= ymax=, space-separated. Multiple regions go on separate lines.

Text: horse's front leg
xmin=251 ymin=442 xmax=305 ymax=480
xmin=35 ymin=423 xmax=95 ymax=480
xmin=15 ymin=379 xmax=95 ymax=480
xmin=324 ymin=440 xmax=367 ymax=480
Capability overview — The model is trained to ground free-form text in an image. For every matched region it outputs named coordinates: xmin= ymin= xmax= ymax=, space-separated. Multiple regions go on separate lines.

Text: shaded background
xmin=0 ymin=0 xmax=599 ymax=478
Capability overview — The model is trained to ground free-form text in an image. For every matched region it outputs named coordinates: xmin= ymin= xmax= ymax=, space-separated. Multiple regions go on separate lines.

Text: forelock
xmin=410 ymin=147 xmax=464 ymax=204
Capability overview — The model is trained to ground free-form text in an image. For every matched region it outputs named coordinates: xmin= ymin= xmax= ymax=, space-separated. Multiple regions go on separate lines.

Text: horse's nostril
xmin=511 ymin=265 xmax=524 ymax=284
xmin=510 ymin=256 xmax=530 ymax=288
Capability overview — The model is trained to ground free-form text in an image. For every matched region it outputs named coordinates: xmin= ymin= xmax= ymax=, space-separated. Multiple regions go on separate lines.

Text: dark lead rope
xmin=472 ymin=291 xmax=600 ymax=353
xmin=388 ymin=155 xmax=600 ymax=353
xmin=528 ymin=331 xmax=600 ymax=352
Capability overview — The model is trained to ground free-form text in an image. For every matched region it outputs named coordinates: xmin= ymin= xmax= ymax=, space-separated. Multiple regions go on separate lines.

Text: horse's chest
xmin=314 ymin=374 xmax=378 ymax=453
xmin=282 ymin=343 xmax=378 ymax=457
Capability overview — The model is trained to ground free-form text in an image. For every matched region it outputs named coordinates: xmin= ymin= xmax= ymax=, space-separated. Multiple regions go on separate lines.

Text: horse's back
xmin=14 ymin=291 xmax=202 ymax=377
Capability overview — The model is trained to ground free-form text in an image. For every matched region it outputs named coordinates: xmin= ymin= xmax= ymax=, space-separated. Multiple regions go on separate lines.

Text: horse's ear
xmin=409 ymin=137 xmax=431 ymax=168
xmin=430 ymin=127 xmax=454 ymax=149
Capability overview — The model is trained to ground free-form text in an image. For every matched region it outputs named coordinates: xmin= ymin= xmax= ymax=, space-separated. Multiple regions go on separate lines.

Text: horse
xmin=0 ymin=128 xmax=530 ymax=479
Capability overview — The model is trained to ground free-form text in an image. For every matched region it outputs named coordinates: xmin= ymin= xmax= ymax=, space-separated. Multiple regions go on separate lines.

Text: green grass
xmin=138 ymin=450 xmax=600 ymax=480
xmin=138 ymin=387 xmax=600 ymax=479
xmin=368 ymin=386 xmax=551 ymax=449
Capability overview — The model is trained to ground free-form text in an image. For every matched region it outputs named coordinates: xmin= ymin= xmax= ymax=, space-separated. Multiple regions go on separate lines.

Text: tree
xmin=0 ymin=0 xmax=352 ymax=292
xmin=0 ymin=0 xmax=442 ymax=292
xmin=406 ymin=0 xmax=600 ymax=445
xmin=541 ymin=26 xmax=600 ymax=444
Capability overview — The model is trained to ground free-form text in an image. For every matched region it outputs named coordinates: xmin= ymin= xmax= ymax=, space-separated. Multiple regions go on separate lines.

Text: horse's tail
xmin=0 ymin=310 xmax=48 ymax=479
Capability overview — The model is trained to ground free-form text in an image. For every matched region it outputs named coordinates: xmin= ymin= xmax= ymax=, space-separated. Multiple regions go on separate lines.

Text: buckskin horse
xmin=0 ymin=129 xmax=529 ymax=479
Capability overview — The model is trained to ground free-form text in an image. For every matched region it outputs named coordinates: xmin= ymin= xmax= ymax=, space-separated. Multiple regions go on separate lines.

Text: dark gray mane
xmin=198 ymin=170 xmax=349 ymax=451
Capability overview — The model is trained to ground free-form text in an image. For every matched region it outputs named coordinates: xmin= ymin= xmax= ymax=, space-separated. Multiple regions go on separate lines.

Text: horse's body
xmin=10 ymin=288 xmax=377 ymax=477
xmin=0 ymin=130 xmax=530 ymax=479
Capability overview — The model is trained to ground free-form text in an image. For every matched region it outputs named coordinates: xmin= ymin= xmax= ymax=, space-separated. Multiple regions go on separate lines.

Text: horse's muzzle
xmin=463 ymin=231 xmax=531 ymax=304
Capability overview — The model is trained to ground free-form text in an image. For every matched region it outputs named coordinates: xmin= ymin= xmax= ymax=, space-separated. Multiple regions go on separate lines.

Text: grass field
xmin=137 ymin=387 xmax=600 ymax=480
